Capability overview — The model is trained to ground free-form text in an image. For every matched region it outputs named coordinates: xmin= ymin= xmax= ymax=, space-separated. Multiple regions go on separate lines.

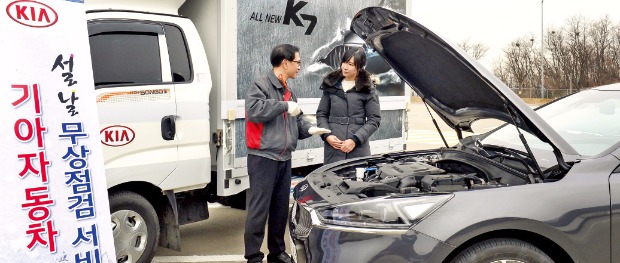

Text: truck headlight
xmin=316 ymin=194 xmax=452 ymax=229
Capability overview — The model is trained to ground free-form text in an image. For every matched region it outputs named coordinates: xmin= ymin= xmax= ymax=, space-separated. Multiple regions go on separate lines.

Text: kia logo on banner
xmin=5 ymin=0 xmax=58 ymax=28
xmin=101 ymin=125 xmax=136 ymax=147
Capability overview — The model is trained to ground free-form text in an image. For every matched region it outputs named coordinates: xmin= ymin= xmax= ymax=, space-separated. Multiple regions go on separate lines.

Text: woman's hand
xmin=340 ymin=139 xmax=356 ymax=153
xmin=326 ymin=135 xmax=343 ymax=150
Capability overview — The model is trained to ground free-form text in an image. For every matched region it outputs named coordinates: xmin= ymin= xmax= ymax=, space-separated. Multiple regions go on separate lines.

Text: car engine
xmin=312 ymin=148 xmax=541 ymax=201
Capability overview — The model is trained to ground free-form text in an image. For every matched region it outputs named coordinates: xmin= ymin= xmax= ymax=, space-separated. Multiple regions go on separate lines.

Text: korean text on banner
xmin=0 ymin=0 xmax=115 ymax=262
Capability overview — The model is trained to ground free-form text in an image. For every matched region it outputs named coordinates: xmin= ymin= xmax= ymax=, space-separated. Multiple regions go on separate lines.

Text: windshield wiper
xmin=504 ymin=104 xmax=544 ymax=183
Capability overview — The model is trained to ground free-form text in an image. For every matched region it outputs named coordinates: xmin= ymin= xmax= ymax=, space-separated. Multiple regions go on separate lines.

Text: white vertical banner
xmin=0 ymin=0 xmax=115 ymax=262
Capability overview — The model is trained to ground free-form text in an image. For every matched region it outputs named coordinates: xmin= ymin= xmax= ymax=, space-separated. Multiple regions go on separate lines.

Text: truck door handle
xmin=161 ymin=115 xmax=176 ymax=140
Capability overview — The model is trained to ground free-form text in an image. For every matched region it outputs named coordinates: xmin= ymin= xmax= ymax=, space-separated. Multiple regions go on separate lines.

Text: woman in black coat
xmin=316 ymin=48 xmax=381 ymax=164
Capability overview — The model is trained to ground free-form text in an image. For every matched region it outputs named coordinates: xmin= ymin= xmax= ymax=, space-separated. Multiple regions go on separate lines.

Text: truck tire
xmin=450 ymin=238 xmax=554 ymax=263
xmin=109 ymin=191 xmax=160 ymax=263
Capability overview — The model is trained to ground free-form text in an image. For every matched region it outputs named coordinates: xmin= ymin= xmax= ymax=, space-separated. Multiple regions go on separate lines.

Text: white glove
xmin=308 ymin=127 xmax=331 ymax=135
xmin=286 ymin=101 xmax=301 ymax=116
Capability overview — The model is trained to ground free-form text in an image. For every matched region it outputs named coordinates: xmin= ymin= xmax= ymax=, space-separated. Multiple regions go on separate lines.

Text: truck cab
xmin=86 ymin=2 xmax=212 ymax=262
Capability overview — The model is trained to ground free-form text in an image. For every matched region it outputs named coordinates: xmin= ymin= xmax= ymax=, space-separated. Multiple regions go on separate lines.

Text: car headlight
xmin=316 ymin=194 xmax=453 ymax=229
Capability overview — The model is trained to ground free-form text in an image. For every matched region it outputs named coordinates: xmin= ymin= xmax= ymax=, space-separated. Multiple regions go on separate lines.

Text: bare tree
xmin=494 ymin=15 xmax=620 ymax=98
xmin=611 ymin=23 xmax=620 ymax=80
xmin=545 ymin=27 xmax=565 ymax=91
xmin=589 ymin=15 xmax=613 ymax=85
xmin=496 ymin=35 xmax=538 ymax=92
xmin=458 ymin=39 xmax=489 ymax=60
xmin=611 ymin=23 xmax=620 ymax=81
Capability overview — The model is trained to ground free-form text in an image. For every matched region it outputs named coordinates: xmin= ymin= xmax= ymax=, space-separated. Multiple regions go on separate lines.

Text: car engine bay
xmin=304 ymin=147 xmax=570 ymax=203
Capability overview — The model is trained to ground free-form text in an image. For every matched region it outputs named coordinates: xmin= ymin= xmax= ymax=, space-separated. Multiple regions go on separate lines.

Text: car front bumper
xmin=289 ymin=201 xmax=454 ymax=263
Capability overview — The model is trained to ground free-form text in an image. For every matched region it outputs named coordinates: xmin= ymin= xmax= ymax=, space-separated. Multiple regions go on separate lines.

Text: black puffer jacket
xmin=316 ymin=69 xmax=381 ymax=164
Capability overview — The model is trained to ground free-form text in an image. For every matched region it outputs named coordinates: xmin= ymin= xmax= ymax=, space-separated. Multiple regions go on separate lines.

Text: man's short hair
xmin=270 ymin=44 xmax=300 ymax=67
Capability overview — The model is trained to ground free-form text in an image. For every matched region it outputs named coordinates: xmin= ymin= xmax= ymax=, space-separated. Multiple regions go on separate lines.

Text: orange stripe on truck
xmin=96 ymin=91 xmax=133 ymax=102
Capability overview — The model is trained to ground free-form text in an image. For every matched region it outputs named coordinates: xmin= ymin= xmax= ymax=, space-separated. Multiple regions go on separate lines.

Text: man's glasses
xmin=289 ymin=60 xmax=302 ymax=66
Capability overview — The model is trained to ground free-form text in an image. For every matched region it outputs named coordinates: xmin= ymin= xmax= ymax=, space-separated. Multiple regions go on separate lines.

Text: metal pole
xmin=540 ymin=0 xmax=545 ymax=98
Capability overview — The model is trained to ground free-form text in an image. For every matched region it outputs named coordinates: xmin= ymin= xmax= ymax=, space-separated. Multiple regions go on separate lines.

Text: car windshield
xmin=482 ymin=89 xmax=620 ymax=157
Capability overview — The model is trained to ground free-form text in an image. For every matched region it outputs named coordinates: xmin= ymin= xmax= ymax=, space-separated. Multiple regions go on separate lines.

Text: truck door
xmin=88 ymin=21 xmax=179 ymax=187
xmin=157 ymin=21 xmax=212 ymax=190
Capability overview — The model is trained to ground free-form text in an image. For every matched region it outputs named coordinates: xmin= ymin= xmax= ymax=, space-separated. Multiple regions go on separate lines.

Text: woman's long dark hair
xmin=340 ymin=48 xmax=367 ymax=72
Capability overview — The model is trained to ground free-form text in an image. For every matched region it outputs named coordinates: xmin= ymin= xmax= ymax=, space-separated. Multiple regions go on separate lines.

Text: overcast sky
xmin=409 ymin=0 xmax=620 ymax=69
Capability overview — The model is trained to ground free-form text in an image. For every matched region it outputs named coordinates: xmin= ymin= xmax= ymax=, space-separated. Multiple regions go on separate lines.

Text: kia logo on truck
xmin=101 ymin=125 xmax=135 ymax=147
xmin=5 ymin=0 xmax=58 ymax=28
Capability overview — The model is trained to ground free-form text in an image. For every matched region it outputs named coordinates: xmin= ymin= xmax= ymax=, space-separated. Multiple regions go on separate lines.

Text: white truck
xmin=85 ymin=0 xmax=410 ymax=262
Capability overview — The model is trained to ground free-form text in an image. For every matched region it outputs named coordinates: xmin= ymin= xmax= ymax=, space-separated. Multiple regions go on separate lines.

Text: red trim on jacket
xmin=246 ymin=75 xmax=291 ymax=152
xmin=278 ymin=74 xmax=291 ymax=101
xmin=246 ymin=114 xmax=264 ymax=150
xmin=278 ymin=74 xmax=291 ymax=159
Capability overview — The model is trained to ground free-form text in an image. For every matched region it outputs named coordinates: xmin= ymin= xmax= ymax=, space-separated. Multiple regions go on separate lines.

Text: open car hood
xmin=351 ymin=7 xmax=578 ymax=155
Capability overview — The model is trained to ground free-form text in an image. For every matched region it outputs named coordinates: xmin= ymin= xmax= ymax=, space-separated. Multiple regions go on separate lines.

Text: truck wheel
xmin=110 ymin=191 xmax=160 ymax=263
xmin=450 ymin=238 xmax=554 ymax=263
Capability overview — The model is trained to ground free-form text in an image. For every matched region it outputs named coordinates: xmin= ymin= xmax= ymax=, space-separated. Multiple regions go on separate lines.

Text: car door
xmin=609 ymin=146 xmax=620 ymax=262
xmin=88 ymin=20 xmax=178 ymax=187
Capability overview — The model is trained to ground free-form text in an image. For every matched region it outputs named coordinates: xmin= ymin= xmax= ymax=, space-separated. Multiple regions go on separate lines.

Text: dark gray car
xmin=289 ymin=7 xmax=620 ymax=263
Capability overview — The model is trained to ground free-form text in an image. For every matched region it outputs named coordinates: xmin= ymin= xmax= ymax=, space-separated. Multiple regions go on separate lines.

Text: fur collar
xmin=321 ymin=69 xmax=372 ymax=93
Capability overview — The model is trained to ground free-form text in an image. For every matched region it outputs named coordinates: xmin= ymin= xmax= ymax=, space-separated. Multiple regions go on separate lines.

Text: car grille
xmin=291 ymin=201 xmax=312 ymax=238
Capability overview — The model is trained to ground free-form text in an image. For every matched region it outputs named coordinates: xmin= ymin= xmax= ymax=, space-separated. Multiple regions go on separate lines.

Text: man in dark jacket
xmin=244 ymin=44 xmax=329 ymax=263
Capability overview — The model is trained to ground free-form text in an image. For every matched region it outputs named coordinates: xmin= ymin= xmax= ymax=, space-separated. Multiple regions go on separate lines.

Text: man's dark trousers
xmin=244 ymin=154 xmax=291 ymax=262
